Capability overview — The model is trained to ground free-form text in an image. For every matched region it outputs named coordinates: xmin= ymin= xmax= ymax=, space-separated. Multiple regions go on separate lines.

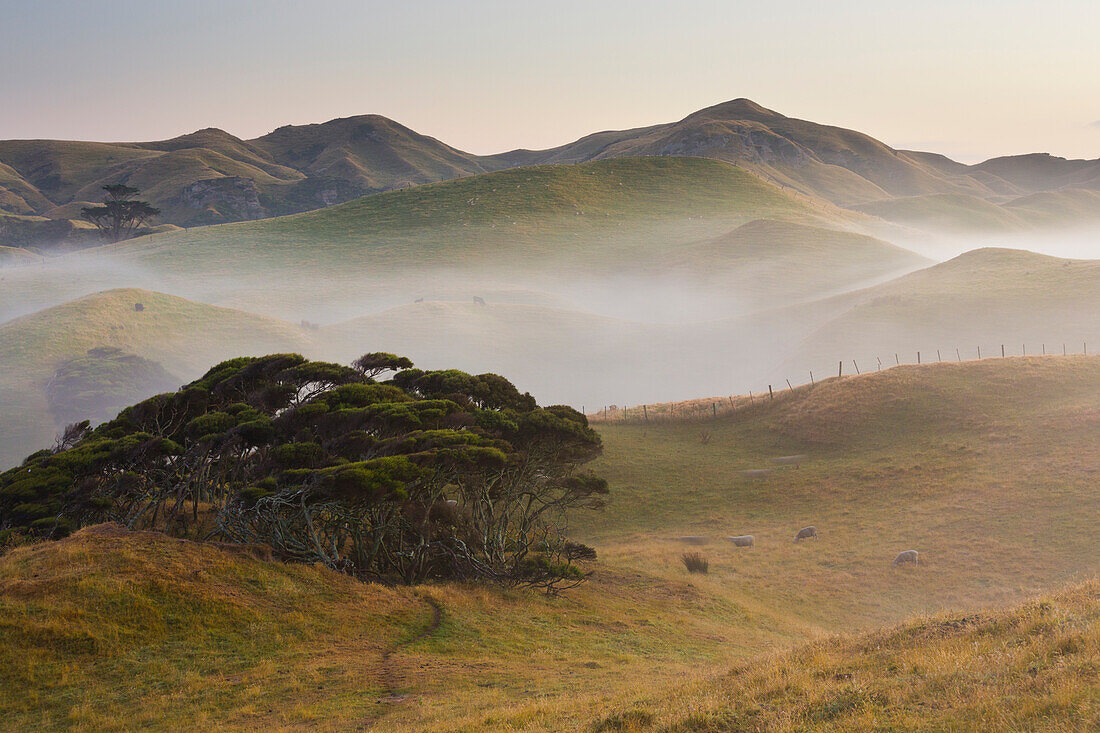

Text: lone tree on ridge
xmin=81 ymin=184 xmax=160 ymax=242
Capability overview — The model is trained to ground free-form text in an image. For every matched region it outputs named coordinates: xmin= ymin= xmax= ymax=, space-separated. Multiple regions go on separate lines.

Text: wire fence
xmin=586 ymin=341 xmax=1094 ymax=425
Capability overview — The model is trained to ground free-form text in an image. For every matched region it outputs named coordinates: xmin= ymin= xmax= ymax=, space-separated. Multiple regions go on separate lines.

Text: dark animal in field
xmin=795 ymin=526 xmax=818 ymax=541
xmin=473 ymin=296 xmax=486 ymax=305
xmin=134 ymin=302 xmax=144 ymax=312
xmin=893 ymin=550 xmax=919 ymax=565
xmin=727 ymin=535 xmax=754 ymax=547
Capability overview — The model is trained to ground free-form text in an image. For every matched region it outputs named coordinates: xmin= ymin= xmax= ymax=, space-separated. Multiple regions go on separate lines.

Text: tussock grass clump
xmin=681 ymin=552 xmax=709 ymax=574
xmin=592 ymin=708 xmax=654 ymax=731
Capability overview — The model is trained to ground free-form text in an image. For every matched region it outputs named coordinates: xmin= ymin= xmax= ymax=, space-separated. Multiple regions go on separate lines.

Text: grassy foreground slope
xmin=3 ymin=358 xmax=1100 ymax=730
xmin=0 ymin=289 xmax=313 ymax=468
xmin=595 ymin=579 xmax=1100 ymax=731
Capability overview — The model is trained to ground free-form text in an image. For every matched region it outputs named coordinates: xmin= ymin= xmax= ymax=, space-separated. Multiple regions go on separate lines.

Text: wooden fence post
xmin=956 ymin=348 xmax=961 ymax=362
xmin=748 ymin=391 xmax=754 ymax=406
xmin=712 ymin=402 xmax=717 ymax=417
xmin=978 ymin=345 xmax=982 ymax=359
xmin=853 ymin=360 xmax=860 ymax=375
xmin=643 ymin=404 xmax=648 ymax=421
xmin=1001 ymin=344 xmax=1005 ymax=358
xmin=917 ymin=351 xmax=921 ymax=364
xmin=768 ymin=385 xmax=774 ymax=399
xmin=937 ymin=350 xmax=941 ymax=362
xmin=810 ymin=370 xmax=815 ymax=385
xmin=838 ymin=360 xmax=843 ymax=377
xmin=877 ymin=357 xmax=882 ymax=371
xmin=786 ymin=379 xmax=793 ymax=390
xmin=895 ymin=353 xmax=900 ymax=365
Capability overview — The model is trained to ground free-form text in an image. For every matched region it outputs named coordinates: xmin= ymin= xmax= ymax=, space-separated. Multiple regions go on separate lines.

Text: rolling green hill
xmin=664 ymin=219 xmax=930 ymax=307
xmin=784 ymin=248 xmax=1100 ymax=380
xmin=0 ymin=156 xmax=865 ymax=322
xmin=3 ymin=357 xmax=1100 ymax=730
xmin=852 ymin=192 xmax=1030 ymax=233
xmin=0 ymin=289 xmax=315 ymax=469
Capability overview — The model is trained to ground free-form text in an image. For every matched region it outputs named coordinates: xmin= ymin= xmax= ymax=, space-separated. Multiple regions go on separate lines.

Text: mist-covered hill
xmin=5 ymin=98 xmax=1099 ymax=251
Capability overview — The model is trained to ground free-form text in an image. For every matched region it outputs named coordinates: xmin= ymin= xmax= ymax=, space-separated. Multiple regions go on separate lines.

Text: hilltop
xmin=5 ymin=99 xmax=1099 ymax=247
xmin=3 ymin=357 xmax=1100 ymax=730
xmin=0 ymin=288 xmax=314 ymax=468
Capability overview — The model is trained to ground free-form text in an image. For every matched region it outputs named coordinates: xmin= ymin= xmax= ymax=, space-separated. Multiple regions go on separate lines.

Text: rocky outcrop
xmin=178 ymin=177 xmax=267 ymax=223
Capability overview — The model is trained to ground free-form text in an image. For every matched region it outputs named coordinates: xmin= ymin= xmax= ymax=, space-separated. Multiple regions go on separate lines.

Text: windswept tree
xmin=0 ymin=352 xmax=607 ymax=591
xmin=80 ymin=184 xmax=160 ymax=242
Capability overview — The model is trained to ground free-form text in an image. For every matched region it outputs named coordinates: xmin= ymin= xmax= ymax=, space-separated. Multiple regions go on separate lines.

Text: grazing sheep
xmin=741 ymin=469 xmax=773 ymax=479
xmin=676 ymin=536 xmax=709 ymax=545
xmin=726 ymin=535 xmax=755 ymax=548
xmin=893 ymin=550 xmax=919 ymax=566
xmin=795 ymin=526 xmax=818 ymax=541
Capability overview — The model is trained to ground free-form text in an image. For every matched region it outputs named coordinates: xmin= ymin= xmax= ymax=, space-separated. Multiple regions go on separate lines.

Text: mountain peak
xmin=686 ymin=98 xmax=783 ymax=122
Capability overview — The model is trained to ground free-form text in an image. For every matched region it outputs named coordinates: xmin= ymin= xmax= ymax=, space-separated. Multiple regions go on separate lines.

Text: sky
xmin=2 ymin=0 xmax=1098 ymax=163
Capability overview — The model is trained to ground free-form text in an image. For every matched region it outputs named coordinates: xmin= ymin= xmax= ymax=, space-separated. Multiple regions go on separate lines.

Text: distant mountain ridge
xmin=2 ymin=99 xmax=1098 ymax=246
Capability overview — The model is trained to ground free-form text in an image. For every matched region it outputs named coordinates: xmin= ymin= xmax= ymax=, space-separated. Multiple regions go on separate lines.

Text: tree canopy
xmin=80 ymin=184 xmax=160 ymax=242
xmin=0 ymin=353 xmax=606 ymax=589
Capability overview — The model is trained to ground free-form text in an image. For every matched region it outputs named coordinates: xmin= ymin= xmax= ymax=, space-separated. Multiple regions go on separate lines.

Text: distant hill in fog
xmin=4 ymin=98 xmax=1100 ymax=252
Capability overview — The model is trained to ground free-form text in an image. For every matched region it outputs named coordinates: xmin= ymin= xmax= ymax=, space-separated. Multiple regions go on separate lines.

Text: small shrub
xmin=698 ymin=431 xmax=712 ymax=445
xmin=681 ymin=552 xmax=709 ymax=574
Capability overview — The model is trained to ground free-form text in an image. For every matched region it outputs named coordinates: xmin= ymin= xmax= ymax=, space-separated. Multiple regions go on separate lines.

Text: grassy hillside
xmin=974 ymin=153 xmax=1100 ymax=193
xmin=0 ymin=245 xmax=41 ymax=267
xmin=785 ymin=248 xmax=1100 ymax=382
xmin=112 ymin=156 xmax=847 ymax=268
xmin=852 ymin=193 xmax=1029 ymax=233
xmin=0 ymin=157 xmax=862 ymax=322
xmin=497 ymin=99 xmax=992 ymax=206
xmin=594 ymin=578 xmax=1100 ymax=730
xmin=3 ymin=358 xmax=1100 ymax=730
xmin=1004 ymin=187 xmax=1100 ymax=227
xmin=664 ymin=219 xmax=929 ymax=307
xmin=0 ymin=289 xmax=314 ymax=468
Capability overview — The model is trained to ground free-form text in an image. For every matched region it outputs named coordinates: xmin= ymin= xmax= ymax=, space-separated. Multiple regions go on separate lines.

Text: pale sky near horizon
xmin=2 ymin=0 xmax=1098 ymax=163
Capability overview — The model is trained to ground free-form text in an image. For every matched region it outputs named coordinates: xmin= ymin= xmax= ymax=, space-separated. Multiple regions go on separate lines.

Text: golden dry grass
xmin=3 ymin=357 xmax=1100 ymax=730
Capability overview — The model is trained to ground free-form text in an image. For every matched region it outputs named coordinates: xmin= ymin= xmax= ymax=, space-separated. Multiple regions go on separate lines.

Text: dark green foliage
xmin=46 ymin=347 xmax=178 ymax=426
xmin=352 ymin=352 xmax=415 ymax=379
xmin=0 ymin=352 xmax=606 ymax=588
